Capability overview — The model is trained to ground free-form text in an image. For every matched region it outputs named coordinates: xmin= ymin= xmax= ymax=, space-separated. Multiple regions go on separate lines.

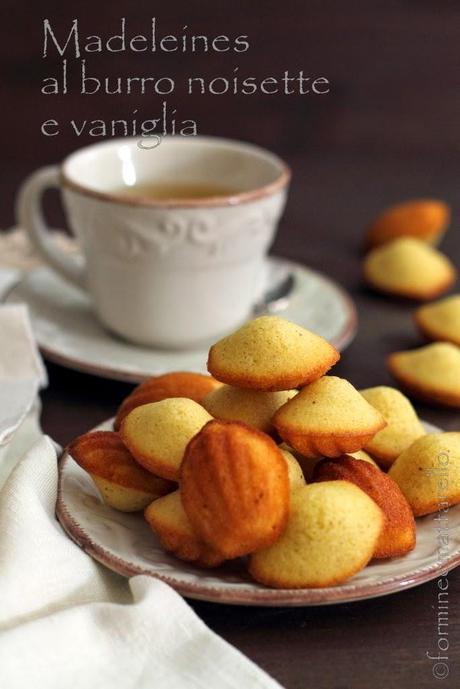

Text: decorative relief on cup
xmin=77 ymin=205 xmax=281 ymax=261
xmin=188 ymin=219 xmax=220 ymax=255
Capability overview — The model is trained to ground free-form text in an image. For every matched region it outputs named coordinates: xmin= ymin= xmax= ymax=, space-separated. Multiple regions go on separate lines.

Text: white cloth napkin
xmin=0 ymin=425 xmax=282 ymax=689
xmin=0 ymin=304 xmax=47 ymax=448
xmin=0 ymin=303 xmax=47 ymax=383
xmin=0 ymin=232 xmax=47 ymax=450
xmin=0 ymin=278 xmax=283 ymax=689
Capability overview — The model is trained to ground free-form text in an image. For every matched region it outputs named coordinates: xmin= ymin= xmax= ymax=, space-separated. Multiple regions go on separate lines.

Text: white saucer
xmin=5 ymin=257 xmax=357 ymax=383
xmin=57 ymin=418 xmax=460 ymax=606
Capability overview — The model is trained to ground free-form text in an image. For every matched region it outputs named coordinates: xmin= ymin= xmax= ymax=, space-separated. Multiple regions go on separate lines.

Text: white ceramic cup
xmin=17 ymin=136 xmax=290 ymax=349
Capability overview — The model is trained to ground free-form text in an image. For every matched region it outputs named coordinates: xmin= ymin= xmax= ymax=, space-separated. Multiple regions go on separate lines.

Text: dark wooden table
xmin=3 ymin=1 xmax=460 ymax=687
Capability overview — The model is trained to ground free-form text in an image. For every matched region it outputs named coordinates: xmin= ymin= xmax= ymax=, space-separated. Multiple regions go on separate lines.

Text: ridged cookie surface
xmin=181 ymin=420 xmax=289 ymax=558
xmin=312 ymin=456 xmax=416 ymax=559
xmin=68 ymin=431 xmax=174 ymax=512
xmin=273 ymin=376 xmax=386 ymax=458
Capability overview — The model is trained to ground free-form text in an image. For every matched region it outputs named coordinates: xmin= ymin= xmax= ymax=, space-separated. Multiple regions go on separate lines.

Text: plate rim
xmin=56 ymin=419 xmax=460 ymax=607
xmin=5 ymin=258 xmax=357 ymax=384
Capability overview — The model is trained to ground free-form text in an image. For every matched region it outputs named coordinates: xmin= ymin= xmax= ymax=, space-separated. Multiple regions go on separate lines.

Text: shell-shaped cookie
xmin=363 ymin=237 xmax=456 ymax=301
xmin=415 ymin=295 xmax=460 ymax=347
xmin=312 ymin=456 xmax=416 ymax=559
xmin=68 ymin=431 xmax=174 ymax=512
xmin=249 ymin=481 xmax=384 ymax=588
xmin=279 ymin=448 xmax=306 ymax=491
xmin=273 ymin=376 xmax=386 ymax=459
xmin=207 ymin=315 xmax=340 ymax=391
xmin=360 ymin=386 xmax=425 ymax=467
xmin=202 ymin=384 xmax=297 ymax=433
xmin=120 ymin=398 xmax=213 ymax=481
xmin=387 ymin=342 xmax=460 ymax=408
xmin=180 ymin=420 xmax=289 ymax=558
xmin=144 ymin=490 xmax=225 ymax=568
xmin=365 ymin=199 xmax=450 ymax=248
xmin=389 ymin=433 xmax=460 ymax=516
xmin=114 ymin=372 xmax=221 ymax=430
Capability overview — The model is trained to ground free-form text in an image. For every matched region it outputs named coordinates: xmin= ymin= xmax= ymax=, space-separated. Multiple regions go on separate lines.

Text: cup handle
xmin=16 ymin=166 xmax=86 ymax=290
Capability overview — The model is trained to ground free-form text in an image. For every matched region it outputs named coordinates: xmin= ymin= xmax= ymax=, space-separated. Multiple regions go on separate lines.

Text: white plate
xmin=56 ymin=419 xmax=460 ymax=606
xmin=5 ymin=257 xmax=357 ymax=383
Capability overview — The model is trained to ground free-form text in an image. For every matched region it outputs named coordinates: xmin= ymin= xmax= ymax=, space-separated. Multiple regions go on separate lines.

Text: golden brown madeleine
xmin=360 ymin=386 xmax=425 ymax=467
xmin=207 ymin=315 xmax=340 ymax=391
xmin=279 ymin=448 xmax=306 ymax=491
xmin=68 ymin=431 xmax=174 ymax=512
xmin=365 ymin=199 xmax=450 ymax=248
xmin=273 ymin=376 xmax=386 ymax=458
xmin=415 ymin=294 xmax=460 ymax=347
xmin=312 ymin=456 xmax=416 ymax=559
xmin=202 ymin=385 xmax=297 ymax=433
xmin=363 ymin=238 xmax=456 ymax=301
xmin=120 ymin=398 xmax=213 ymax=481
xmin=144 ymin=490 xmax=225 ymax=568
xmin=114 ymin=372 xmax=221 ymax=430
xmin=249 ymin=481 xmax=384 ymax=589
xmin=389 ymin=433 xmax=460 ymax=516
xmin=387 ymin=342 xmax=460 ymax=408
xmin=180 ymin=420 xmax=289 ymax=559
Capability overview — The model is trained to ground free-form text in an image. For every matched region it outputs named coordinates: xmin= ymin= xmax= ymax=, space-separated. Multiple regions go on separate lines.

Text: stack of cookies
xmin=68 ymin=314 xmax=460 ymax=590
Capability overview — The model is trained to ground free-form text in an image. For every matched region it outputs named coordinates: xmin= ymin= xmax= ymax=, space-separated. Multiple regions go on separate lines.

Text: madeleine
xmin=68 ymin=431 xmax=174 ymax=512
xmin=202 ymin=384 xmax=296 ymax=433
xmin=389 ymin=433 xmax=460 ymax=516
xmin=364 ymin=237 xmax=456 ymax=300
xmin=365 ymin=199 xmax=450 ymax=248
xmin=273 ymin=376 xmax=386 ymax=458
xmin=415 ymin=295 xmax=460 ymax=347
xmin=181 ymin=420 xmax=289 ymax=559
xmin=312 ymin=456 xmax=416 ymax=559
xmin=360 ymin=386 xmax=425 ymax=467
xmin=207 ymin=315 xmax=340 ymax=391
xmin=144 ymin=490 xmax=225 ymax=568
xmin=249 ymin=481 xmax=383 ymax=588
xmin=120 ymin=398 xmax=213 ymax=480
xmin=114 ymin=371 xmax=221 ymax=430
xmin=279 ymin=447 xmax=306 ymax=491
xmin=387 ymin=343 xmax=460 ymax=408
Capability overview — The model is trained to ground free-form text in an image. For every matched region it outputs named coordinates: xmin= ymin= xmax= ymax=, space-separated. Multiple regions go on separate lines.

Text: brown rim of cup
xmin=60 ymin=141 xmax=291 ymax=209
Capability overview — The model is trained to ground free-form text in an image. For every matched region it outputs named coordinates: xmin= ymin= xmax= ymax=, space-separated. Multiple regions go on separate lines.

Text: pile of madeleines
xmin=364 ymin=198 xmax=460 ymax=406
xmin=69 ymin=313 xmax=460 ymax=589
